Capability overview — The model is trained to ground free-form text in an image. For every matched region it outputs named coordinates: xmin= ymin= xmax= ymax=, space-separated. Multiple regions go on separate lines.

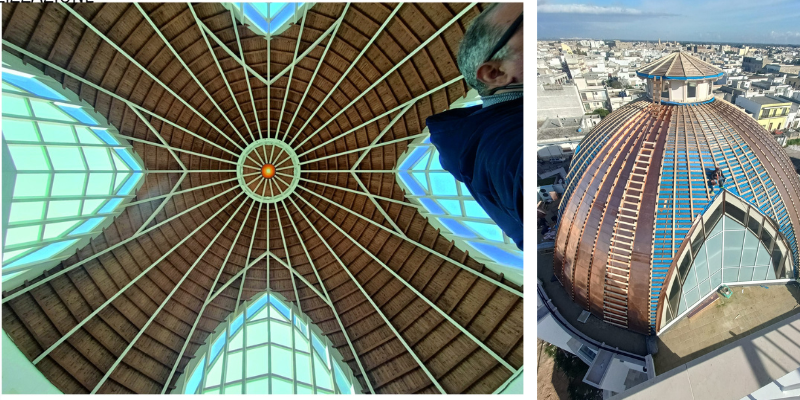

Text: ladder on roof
xmin=602 ymin=107 xmax=665 ymax=329
xmin=651 ymin=76 xmax=663 ymax=118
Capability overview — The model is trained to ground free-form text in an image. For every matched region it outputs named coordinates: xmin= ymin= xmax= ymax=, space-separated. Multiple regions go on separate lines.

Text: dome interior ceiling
xmin=1 ymin=2 xmax=523 ymax=395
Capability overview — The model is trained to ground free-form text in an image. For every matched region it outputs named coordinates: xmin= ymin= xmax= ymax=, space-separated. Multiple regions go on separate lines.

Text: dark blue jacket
xmin=426 ymin=97 xmax=524 ymax=250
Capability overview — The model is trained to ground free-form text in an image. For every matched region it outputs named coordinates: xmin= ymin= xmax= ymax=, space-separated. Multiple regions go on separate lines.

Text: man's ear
xmin=476 ymin=61 xmax=513 ymax=90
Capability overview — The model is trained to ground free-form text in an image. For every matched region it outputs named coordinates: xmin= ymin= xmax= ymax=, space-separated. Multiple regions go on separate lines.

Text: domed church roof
xmin=636 ymin=50 xmax=723 ymax=80
xmin=554 ymin=93 xmax=800 ymax=335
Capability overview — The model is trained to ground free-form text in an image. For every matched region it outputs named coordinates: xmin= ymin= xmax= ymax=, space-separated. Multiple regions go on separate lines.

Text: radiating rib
xmin=159 ymin=199 xmax=258 ymax=393
xmin=293 ymin=133 xmax=427 ymax=167
xmin=289 ymin=3 xmax=476 ymax=152
xmin=294 ymin=193 xmax=518 ymax=373
xmin=280 ymin=4 xmax=350 ymax=146
xmin=275 ymin=8 xmax=308 ymax=143
xmin=295 ymin=184 xmax=524 ymax=298
xmin=230 ymin=9 xmax=263 ymax=142
xmin=236 ymin=202 xmax=264 ymax=309
xmin=134 ymin=172 xmax=187 ymax=236
xmin=129 ymin=107 xmax=187 ymax=170
xmin=282 ymin=197 xmax=376 ymax=393
xmin=1 ymin=41 xmax=242 ymax=160
xmin=286 ymin=194 xmax=446 ymax=393
xmin=90 ymin=193 xmax=249 ymax=393
xmin=287 ymin=3 xmax=404 ymax=150
xmin=196 ymin=9 xmax=341 ymax=90
xmin=31 ymin=190 xmax=247 ymax=366
xmin=274 ymin=201 xmax=302 ymax=313
xmin=58 ymin=4 xmax=247 ymax=155
xmin=136 ymin=3 xmax=250 ymax=149
xmin=2 ymin=181 xmax=243 ymax=305
xmin=350 ymin=171 xmax=408 ymax=238
xmin=126 ymin=174 xmax=254 ymax=207
xmin=187 ymin=3 xmax=261 ymax=154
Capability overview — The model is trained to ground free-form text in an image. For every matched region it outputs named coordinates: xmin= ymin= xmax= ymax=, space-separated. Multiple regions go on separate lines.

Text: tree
xmin=592 ymin=108 xmax=610 ymax=118
xmin=542 ymin=342 xmax=603 ymax=400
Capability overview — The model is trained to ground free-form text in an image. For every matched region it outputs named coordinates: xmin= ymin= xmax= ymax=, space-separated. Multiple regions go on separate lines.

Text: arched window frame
xmin=226 ymin=2 xmax=314 ymax=38
xmin=1 ymin=51 xmax=145 ymax=290
xmin=176 ymin=291 xmax=361 ymax=395
xmin=394 ymin=89 xmax=523 ymax=286
xmin=657 ymin=190 xmax=794 ymax=333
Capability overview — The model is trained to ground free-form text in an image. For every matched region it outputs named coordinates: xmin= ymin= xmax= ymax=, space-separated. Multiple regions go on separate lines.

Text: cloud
xmin=770 ymin=30 xmax=800 ymax=38
xmin=537 ymin=3 xmax=678 ymax=16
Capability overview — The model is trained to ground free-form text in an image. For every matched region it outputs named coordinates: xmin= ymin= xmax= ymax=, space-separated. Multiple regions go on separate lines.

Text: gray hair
xmin=457 ymin=4 xmax=519 ymax=96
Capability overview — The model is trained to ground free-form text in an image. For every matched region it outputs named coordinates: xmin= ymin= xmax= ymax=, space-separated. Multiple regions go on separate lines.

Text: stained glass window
xmin=229 ymin=3 xmax=312 ymax=37
xmin=181 ymin=292 xmax=359 ymax=395
xmin=1 ymin=53 xmax=144 ymax=288
xmin=395 ymin=90 xmax=523 ymax=285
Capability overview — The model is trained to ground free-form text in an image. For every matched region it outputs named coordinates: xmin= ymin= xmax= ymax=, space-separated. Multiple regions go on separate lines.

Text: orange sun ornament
xmin=261 ymin=163 xmax=276 ymax=179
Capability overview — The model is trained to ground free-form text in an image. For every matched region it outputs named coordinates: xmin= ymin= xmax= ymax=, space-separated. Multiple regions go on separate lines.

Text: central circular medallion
xmin=261 ymin=163 xmax=276 ymax=179
xmin=237 ymin=139 xmax=300 ymax=203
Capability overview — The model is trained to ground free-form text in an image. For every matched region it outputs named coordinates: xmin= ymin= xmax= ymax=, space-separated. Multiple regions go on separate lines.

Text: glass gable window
xmin=1 ymin=52 xmax=144 ymax=288
xmin=660 ymin=191 xmax=790 ymax=330
xmin=180 ymin=292 xmax=359 ymax=395
xmin=395 ymin=90 xmax=523 ymax=286
xmin=227 ymin=3 xmax=313 ymax=37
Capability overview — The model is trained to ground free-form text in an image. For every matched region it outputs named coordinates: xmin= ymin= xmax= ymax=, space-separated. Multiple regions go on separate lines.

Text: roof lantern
xmin=637 ymin=51 xmax=724 ymax=105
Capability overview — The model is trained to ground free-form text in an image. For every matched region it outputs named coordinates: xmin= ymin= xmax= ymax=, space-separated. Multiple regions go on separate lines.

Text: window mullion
xmin=242 ymin=310 xmax=248 ymax=394
xmin=220 ymin=323 xmax=229 ymax=393
xmin=308 ymin=315 xmax=317 ymax=393
xmin=291 ymin=309 xmax=297 ymax=394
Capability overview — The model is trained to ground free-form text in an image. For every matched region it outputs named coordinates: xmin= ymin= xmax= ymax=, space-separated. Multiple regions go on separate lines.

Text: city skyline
xmin=538 ymin=0 xmax=800 ymax=45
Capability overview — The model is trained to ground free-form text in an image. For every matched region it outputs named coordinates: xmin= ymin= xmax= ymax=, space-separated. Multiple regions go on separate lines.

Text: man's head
xmin=457 ymin=3 xmax=524 ymax=96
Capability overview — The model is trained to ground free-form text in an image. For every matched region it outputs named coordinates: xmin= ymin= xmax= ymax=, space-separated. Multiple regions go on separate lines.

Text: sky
xmin=537 ymin=0 xmax=800 ymax=45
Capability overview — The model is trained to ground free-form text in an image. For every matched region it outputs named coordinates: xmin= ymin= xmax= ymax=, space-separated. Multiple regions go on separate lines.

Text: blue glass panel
xmin=246 ymin=294 xmax=269 ymax=319
xmin=412 ymin=172 xmax=429 ymax=191
xmin=419 ymin=198 xmax=444 ymax=215
xmin=399 ymin=146 xmax=428 ymax=170
xmin=70 ymin=217 xmax=103 ymax=235
xmin=429 ymin=150 xmax=444 ymax=170
xmin=311 ymin=333 xmax=327 ymax=359
xmin=463 ymin=221 xmax=504 ymax=242
xmin=464 ymin=200 xmax=490 ymax=219
xmin=270 ymin=4 xmax=296 ymax=33
xmin=185 ymin=356 xmax=205 ymax=394
xmin=2 ymin=74 xmax=66 ymax=100
xmin=429 ymin=173 xmax=457 ymax=195
xmin=243 ymin=3 xmax=270 ymax=33
xmin=230 ymin=313 xmax=244 ymax=336
xmin=57 ymin=105 xmax=97 ymax=125
xmin=114 ymin=148 xmax=142 ymax=171
xmin=467 ymin=242 xmax=523 ymax=269
xmin=411 ymin=152 xmax=430 ymax=171
xmin=399 ymin=171 xmax=425 ymax=195
xmin=268 ymin=2 xmax=288 ymax=18
xmin=438 ymin=199 xmax=462 ymax=216
xmin=209 ymin=334 xmax=226 ymax=364
xmin=251 ymin=2 xmax=270 ymax=16
xmin=117 ymin=173 xmax=142 ymax=195
xmin=333 ymin=362 xmax=351 ymax=394
xmin=293 ymin=315 xmax=308 ymax=336
xmin=99 ymin=198 xmax=122 ymax=214
xmin=3 ymin=239 xmax=78 ymax=269
xmin=91 ymin=128 xmax=119 ymax=145
xmin=460 ymin=182 xmax=471 ymax=196
xmin=269 ymin=295 xmax=291 ymax=320
xmin=422 ymin=135 xmax=431 ymax=143
xmin=440 ymin=219 xmax=476 ymax=238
